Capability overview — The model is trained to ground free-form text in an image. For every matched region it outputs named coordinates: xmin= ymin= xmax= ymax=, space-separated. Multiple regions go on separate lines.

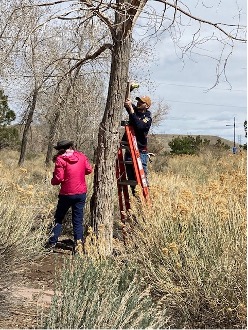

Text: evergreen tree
xmin=168 ymin=135 xmax=230 ymax=155
xmin=169 ymin=135 xmax=204 ymax=155
xmin=0 ymin=89 xmax=19 ymax=149
xmin=243 ymin=120 xmax=247 ymax=150
xmin=0 ymin=89 xmax=16 ymax=126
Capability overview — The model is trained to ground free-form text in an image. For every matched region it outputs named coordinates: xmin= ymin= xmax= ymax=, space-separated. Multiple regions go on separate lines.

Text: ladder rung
xmin=120 ymin=160 xmax=133 ymax=165
xmin=120 ymin=143 xmax=129 ymax=150
xmin=118 ymin=180 xmax=137 ymax=186
xmin=121 ymin=120 xmax=130 ymax=126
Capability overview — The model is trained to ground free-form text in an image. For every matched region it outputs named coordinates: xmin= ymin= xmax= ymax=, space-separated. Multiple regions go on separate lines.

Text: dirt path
xmin=0 ymin=248 xmax=70 ymax=329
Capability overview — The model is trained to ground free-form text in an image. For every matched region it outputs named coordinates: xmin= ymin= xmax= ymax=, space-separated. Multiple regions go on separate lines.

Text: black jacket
xmin=122 ymin=104 xmax=152 ymax=150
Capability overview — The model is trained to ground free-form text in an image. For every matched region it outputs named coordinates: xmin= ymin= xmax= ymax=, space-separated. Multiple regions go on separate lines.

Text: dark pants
xmin=49 ymin=193 xmax=87 ymax=244
xmin=125 ymin=151 xmax=148 ymax=195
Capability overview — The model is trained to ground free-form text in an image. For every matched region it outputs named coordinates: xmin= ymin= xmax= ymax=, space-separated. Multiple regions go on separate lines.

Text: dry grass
xmin=0 ymin=150 xmax=55 ymax=313
xmin=123 ymin=151 xmax=247 ymax=328
xmin=0 ymin=149 xmax=246 ymax=328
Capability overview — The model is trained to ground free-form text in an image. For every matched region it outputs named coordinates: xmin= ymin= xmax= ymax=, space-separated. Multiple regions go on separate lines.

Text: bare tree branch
xmin=155 ymin=0 xmax=246 ymax=42
xmin=32 ymin=0 xmax=75 ymax=6
xmin=79 ymin=0 xmax=115 ymax=36
xmin=68 ymin=42 xmax=112 ymax=74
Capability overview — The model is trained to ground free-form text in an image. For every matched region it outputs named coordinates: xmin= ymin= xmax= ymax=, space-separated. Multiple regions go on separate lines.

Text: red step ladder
xmin=116 ymin=121 xmax=150 ymax=225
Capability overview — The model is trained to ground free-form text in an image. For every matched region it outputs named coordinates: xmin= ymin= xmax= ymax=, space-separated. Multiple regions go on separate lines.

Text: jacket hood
xmin=60 ymin=150 xmax=79 ymax=164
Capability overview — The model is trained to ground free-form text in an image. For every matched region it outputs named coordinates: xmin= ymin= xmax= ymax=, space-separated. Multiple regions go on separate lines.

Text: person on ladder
xmin=122 ymin=95 xmax=152 ymax=195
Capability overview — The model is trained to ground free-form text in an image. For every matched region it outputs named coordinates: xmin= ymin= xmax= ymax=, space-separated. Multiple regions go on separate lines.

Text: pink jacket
xmin=51 ymin=150 xmax=93 ymax=195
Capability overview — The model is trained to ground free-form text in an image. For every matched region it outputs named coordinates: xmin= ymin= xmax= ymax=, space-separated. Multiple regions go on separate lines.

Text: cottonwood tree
xmin=0 ymin=2 xmax=107 ymax=164
xmin=57 ymin=74 xmax=105 ymax=156
xmin=43 ymin=19 xmax=111 ymax=164
xmin=44 ymin=67 xmax=106 ymax=164
xmin=0 ymin=3 xmax=57 ymax=164
xmin=17 ymin=26 xmax=70 ymax=166
xmin=0 ymin=1 xmax=26 ymax=74
xmin=5 ymin=0 xmax=246 ymax=255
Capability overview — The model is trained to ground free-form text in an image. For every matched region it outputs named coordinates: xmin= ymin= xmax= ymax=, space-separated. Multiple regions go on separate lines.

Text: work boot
xmin=74 ymin=240 xmax=84 ymax=257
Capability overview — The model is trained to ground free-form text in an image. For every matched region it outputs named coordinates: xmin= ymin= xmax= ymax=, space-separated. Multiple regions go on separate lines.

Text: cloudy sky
xmin=136 ymin=0 xmax=247 ymax=144
xmin=2 ymin=1 xmax=246 ymax=144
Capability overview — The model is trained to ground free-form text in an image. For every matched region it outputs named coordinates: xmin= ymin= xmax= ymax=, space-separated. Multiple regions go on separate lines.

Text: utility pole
xmin=226 ymin=117 xmax=237 ymax=154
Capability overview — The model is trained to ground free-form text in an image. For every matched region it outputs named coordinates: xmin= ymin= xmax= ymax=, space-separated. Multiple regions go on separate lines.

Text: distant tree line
xmin=168 ymin=135 xmax=230 ymax=155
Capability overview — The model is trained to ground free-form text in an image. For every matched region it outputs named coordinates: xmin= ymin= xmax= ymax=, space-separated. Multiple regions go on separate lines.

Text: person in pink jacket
xmin=46 ymin=140 xmax=93 ymax=255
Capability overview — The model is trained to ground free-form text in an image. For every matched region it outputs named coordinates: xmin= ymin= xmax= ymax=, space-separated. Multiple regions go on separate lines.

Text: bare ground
xmin=0 ymin=241 xmax=73 ymax=329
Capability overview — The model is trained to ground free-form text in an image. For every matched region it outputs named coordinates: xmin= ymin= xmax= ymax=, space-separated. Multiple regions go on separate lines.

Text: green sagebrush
xmin=43 ymin=258 xmax=168 ymax=329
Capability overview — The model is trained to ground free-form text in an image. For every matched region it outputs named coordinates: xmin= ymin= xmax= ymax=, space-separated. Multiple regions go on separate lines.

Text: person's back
xmin=127 ymin=108 xmax=152 ymax=151
xmin=52 ymin=149 xmax=92 ymax=195
xmin=47 ymin=140 xmax=93 ymax=256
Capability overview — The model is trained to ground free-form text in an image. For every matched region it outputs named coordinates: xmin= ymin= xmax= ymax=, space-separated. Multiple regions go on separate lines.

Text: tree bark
xmin=45 ymin=110 xmax=60 ymax=166
xmin=18 ymin=89 xmax=38 ymax=166
xmin=91 ymin=12 xmax=132 ymax=256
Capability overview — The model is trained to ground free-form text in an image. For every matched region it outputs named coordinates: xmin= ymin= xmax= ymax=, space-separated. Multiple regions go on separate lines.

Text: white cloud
xmin=138 ymin=1 xmax=247 ymax=143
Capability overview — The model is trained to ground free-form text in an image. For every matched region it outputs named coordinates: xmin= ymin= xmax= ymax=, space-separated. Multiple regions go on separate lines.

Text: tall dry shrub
xmin=124 ymin=151 xmax=247 ymax=328
xmin=0 ymin=150 xmax=55 ymax=314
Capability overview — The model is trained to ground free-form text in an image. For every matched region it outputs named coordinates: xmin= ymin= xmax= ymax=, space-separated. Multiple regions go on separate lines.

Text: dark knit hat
xmin=53 ymin=140 xmax=74 ymax=150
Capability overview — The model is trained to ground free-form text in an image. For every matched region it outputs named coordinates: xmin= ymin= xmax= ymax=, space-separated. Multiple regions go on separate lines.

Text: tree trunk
xmin=18 ymin=90 xmax=38 ymax=166
xmin=45 ymin=73 xmax=80 ymax=166
xmin=45 ymin=110 xmax=60 ymax=166
xmin=91 ymin=24 xmax=132 ymax=256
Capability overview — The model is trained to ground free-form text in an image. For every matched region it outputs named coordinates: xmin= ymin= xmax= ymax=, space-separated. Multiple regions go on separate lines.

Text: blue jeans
xmin=125 ymin=151 xmax=148 ymax=195
xmin=49 ymin=193 xmax=87 ymax=244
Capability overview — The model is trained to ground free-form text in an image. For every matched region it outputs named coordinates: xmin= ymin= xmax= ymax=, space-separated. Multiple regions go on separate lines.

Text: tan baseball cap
xmin=136 ymin=96 xmax=151 ymax=107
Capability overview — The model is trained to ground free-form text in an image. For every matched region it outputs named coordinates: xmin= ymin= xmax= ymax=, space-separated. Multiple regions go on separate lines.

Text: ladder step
xmin=121 ymin=120 xmax=130 ymax=127
xmin=120 ymin=144 xmax=129 ymax=150
xmin=120 ymin=160 xmax=133 ymax=165
xmin=116 ymin=123 xmax=150 ymax=227
xmin=118 ymin=180 xmax=137 ymax=186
